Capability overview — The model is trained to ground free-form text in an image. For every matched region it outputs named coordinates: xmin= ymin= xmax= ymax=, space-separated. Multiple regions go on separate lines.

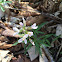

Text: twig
xmin=14 ymin=50 xmax=24 ymax=55
xmin=55 ymin=42 xmax=62 ymax=61
xmin=42 ymin=13 xmax=62 ymax=21
xmin=47 ymin=24 xmax=62 ymax=29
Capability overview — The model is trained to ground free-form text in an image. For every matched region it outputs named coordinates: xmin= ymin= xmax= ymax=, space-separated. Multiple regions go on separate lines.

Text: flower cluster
xmin=13 ymin=20 xmax=38 ymax=44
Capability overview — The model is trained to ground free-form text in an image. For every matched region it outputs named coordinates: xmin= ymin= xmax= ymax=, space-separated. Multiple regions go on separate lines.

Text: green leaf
xmin=0 ymin=0 xmax=4 ymax=2
xmin=18 ymin=34 xmax=25 ymax=38
xmin=12 ymin=42 xmax=18 ymax=46
xmin=0 ymin=0 xmax=2 ymax=2
xmin=36 ymin=31 xmax=45 ymax=34
xmin=46 ymin=39 xmax=51 ymax=45
xmin=39 ymin=34 xmax=53 ymax=39
xmin=44 ymin=34 xmax=53 ymax=38
xmin=35 ymin=41 xmax=42 ymax=55
xmin=42 ymin=43 xmax=50 ymax=47
xmin=38 ymin=39 xmax=45 ymax=44
xmin=37 ymin=22 xmax=48 ymax=31
xmin=52 ymin=36 xmax=60 ymax=42
xmin=0 ymin=5 xmax=5 ymax=12
xmin=26 ymin=44 xmax=32 ymax=50
xmin=4 ymin=1 xmax=12 ymax=3
xmin=60 ymin=52 xmax=62 ymax=54
xmin=1 ymin=1 xmax=12 ymax=4
xmin=52 ymin=34 xmax=58 ymax=37
xmin=35 ymin=42 xmax=42 ymax=55
xmin=24 ymin=44 xmax=27 ymax=54
xmin=41 ymin=39 xmax=46 ymax=43
xmin=24 ymin=43 xmax=32 ymax=54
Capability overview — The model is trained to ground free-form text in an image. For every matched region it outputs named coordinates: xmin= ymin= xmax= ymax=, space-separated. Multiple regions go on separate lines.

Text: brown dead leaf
xmin=0 ymin=43 xmax=12 ymax=49
xmin=20 ymin=5 xmax=41 ymax=16
xmin=11 ymin=54 xmax=38 ymax=62
xmin=0 ymin=28 xmax=4 ymax=34
xmin=0 ymin=36 xmax=9 ymax=41
xmin=2 ymin=29 xmax=21 ymax=38
xmin=11 ymin=55 xmax=24 ymax=62
xmin=26 ymin=15 xmax=45 ymax=26
xmin=12 ymin=2 xmax=41 ymax=17
xmin=19 ymin=11 xmax=40 ymax=17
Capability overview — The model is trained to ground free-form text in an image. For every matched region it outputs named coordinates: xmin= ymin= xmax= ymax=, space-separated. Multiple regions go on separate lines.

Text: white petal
xmin=18 ymin=38 xmax=23 ymax=43
xmin=22 ymin=17 xmax=26 ymax=26
xmin=31 ymin=23 xmax=38 ymax=29
xmin=19 ymin=22 xmax=23 ymax=26
xmin=22 ymin=34 xmax=28 ymax=41
xmin=32 ymin=42 xmax=35 ymax=45
xmin=29 ymin=39 xmax=35 ymax=45
xmin=28 ymin=32 xmax=33 ymax=37
xmin=23 ymin=34 xmax=28 ymax=38
xmin=32 ymin=23 xmax=36 ymax=27
xmin=13 ymin=27 xmax=19 ymax=32
xmin=32 ymin=26 xmax=38 ymax=29
xmin=24 ymin=39 xmax=27 ymax=44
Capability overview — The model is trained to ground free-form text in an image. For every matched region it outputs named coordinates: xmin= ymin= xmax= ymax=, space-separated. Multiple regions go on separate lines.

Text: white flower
xmin=31 ymin=23 xmax=38 ymax=29
xmin=24 ymin=39 xmax=27 ymax=44
xmin=18 ymin=38 xmax=23 ymax=43
xmin=13 ymin=27 xmax=19 ymax=32
xmin=23 ymin=34 xmax=28 ymax=39
xmin=18 ymin=34 xmax=28 ymax=44
xmin=18 ymin=38 xmax=27 ymax=44
xmin=22 ymin=17 xmax=26 ymax=26
xmin=21 ymin=34 xmax=28 ymax=40
xmin=29 ymin=39 xmax=35 ymax=45
xmin=13 ymin=27 xmax=20 ymax=36
xmin=19 ymin=22 xmax=23 ymax=26
xmin=27 ymin=32 xmax=33 ymax=37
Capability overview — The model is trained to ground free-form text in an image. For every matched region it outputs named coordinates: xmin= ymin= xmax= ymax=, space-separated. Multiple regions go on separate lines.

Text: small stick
xmin=55 ymin=42 xmax=62 ymax=61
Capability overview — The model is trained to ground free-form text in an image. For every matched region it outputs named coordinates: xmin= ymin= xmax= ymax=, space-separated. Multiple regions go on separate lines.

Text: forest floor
xmin=0 ymin=0 xmax=62 ymax=62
